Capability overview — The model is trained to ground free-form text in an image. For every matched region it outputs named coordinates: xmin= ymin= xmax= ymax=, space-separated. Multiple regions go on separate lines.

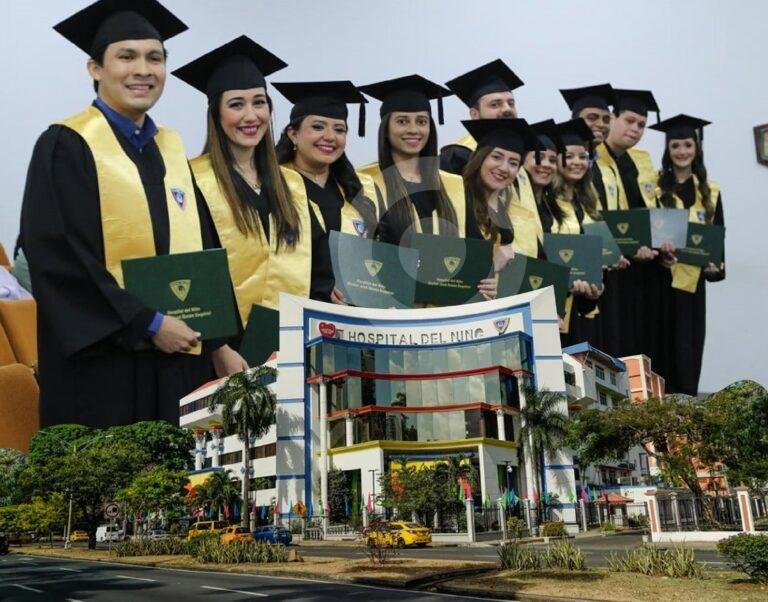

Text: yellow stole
xmin=595 ymin=143 xmax=657 ymax=210
xmin=506 ymin=202 xmax=540 ymax=258
xmin=453 ymin=133 xmax=478 ymax=152
xmin=59 ymin=106 xmax=202 ymax=288
xmin=357 ymin=162 xmax=467 ymax=237
xmin=283 ymin=162 xmax=379 ymax=237
xmin=553 ymin=195 xmax=582 ymax=234
xmin=515 ymin=169 xmax=543 ymax=244
xmin=190 ymin=157 xmax=312 ymax=322
xmin=662 ymin=176 xmax=722 ymax=293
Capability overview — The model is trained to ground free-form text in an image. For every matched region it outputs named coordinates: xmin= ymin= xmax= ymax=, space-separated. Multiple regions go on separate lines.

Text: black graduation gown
xmin=439 ymin=144 xmax=472 ymax=176
xmin=376 ymin=180 xmax=438 ymax=246
xmin=665 ymin=178 xmax=725 ymax=395
xmin=21 ymin=119 xmax=216 ymax=429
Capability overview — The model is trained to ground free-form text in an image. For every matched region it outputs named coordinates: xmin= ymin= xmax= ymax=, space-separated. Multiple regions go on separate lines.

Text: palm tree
xmin=207 ymin=366 xmax=277 ymax=527
xmin=195 ymin=470 xmax=241 ymax=520
xmin=518 ymin=385 xmax=569 ymax=510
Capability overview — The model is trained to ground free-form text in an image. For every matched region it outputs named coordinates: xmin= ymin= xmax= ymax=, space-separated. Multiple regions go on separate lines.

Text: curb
xmin=434 ymin=581 xmax=598 ymax=602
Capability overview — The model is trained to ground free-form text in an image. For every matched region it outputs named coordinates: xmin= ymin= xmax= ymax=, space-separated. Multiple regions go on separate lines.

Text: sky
xmin=1 ymin=0 xmax=765 ymax=391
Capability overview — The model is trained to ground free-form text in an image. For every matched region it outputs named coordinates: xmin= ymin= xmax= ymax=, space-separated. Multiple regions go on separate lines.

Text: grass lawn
xmin=14 ymin=546 xmax=491 ymax=587
xmin=444 ymin=568 xmax=768 ymax=601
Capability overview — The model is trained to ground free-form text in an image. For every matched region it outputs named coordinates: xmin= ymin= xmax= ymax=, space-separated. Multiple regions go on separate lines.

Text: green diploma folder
xmin=330 ymin=231 xmax=418 ymax=309
xmin=122 ymin=248 xmax=238 ymax=340
xmin=410 ymin=233 xmax=493 ymax=306
xmin=603 ymin=209 xmax=652 ymax=255
xmin=543 ymin=233 xmax=604 ymax=287
xmin=498 ymin=254 xmax=570 ymax=315
xmin=649 ymin=208 xmax=689 ymax=249
xmin=239 ymin=304 xmax=279 ymax=367
xmin=582 ymin=221 xmax=622 ymax=268
xmin=675 ymin=223 xmax=725 ymax=267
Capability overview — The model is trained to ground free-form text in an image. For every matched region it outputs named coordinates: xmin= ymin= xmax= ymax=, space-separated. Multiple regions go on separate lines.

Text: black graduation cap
xmin=53 ymin=0 xmax=187 ymax=58
xmin=461 ymin=118 xmax=537 ymax=156
xmin=649 ymin=113 xmax=711 ymax=143
xmin=445 ymin=59 xmax=524 ymax=108
xmin=172 ymin=36 xmax=287 ymax=102
xmin=559 ymin=83 xmax=615 ymax=117
xmin=272 ymin=81 xmax=368 ymax=137
xmin=613 ymin=88 xmax=660 ymax=123
xmin=557 ymin=118 xmax=595 ymax=146
xmin=358 ymin=75 xmax=453 ymax=125
xmin=531 ymin=119 xmax=565 ymax=165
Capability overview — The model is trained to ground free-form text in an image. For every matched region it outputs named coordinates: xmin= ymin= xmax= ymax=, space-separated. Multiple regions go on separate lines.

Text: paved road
xmin=298 ymin=533 xmax=730 ymax=568
xmin=0 ymin=554 xmax=507 ymax=602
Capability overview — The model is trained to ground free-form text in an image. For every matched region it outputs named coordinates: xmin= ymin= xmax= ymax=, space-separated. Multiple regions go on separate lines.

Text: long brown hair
xmin=657 ymin=139 xmax=714 ymax=222
xmin=204 ymin=93 xmax=300 ymax=248
xmin=377 ymin=114 xmax=458 ymax=242
xmin=554 ymin=161 xmax=602 ymax=222
xmin=463 ymin=146 xmax=514 ymax=242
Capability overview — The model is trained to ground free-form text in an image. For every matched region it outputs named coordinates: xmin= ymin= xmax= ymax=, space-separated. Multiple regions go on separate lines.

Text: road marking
xmin=66 ymin=599 xmax=85 ymax=602
xmin=9 ymin=584 xmax=44 ymax=593
xmin=201 ymin=586 xmax=267 ymax=597
xmin=58 ymin=567 xmax=81 ymax=572
xmin=115 ymin=574 xmax=157 ymax=582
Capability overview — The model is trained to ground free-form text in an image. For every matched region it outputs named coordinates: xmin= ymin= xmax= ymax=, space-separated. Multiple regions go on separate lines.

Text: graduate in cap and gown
xmin=173 ymin=36 xmax=335 ymax=376
xmin=594 ymin=89 xmax=662 ymax=361
xmin=460 ymin=118 xmax=542 ymax=264
xmin=272 ymin=81 xmax=380 ymax=304
xmin=650 ymin=115 xmax=724 ymax=395
xmin=20 ymin=0 xmax=219 ymax=428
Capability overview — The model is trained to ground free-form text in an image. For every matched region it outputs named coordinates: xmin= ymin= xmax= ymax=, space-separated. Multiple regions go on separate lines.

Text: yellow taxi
xmin=69 ymin=530 xmax=89 ymax=542
xmin=220 ymin=526 xmax=253 ymax=544
xmin=390 ymin=521 xmax=431 ymax=547
xmin=186 ymin=520 xmax=227 ymax=540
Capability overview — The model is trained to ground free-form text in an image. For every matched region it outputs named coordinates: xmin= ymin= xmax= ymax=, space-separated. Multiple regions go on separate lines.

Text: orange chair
xmin=0 ymin=243 xmax=10 ymax=269
xmin=0 ymin=299 xmax=37 ymax=370
xmin=0 ymin=363 xmax=39 ymax=453
xmin=0 ymin=322 xmax=15 ymax=367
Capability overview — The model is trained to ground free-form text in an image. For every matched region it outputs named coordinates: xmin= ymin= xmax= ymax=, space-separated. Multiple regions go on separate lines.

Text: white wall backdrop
xmin=1 ymin=0 xmax=765 ymax=391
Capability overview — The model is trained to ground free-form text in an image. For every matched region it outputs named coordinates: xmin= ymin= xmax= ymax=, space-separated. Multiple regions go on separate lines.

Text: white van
xmin=95 ymin=524 xmax=124 ymax=543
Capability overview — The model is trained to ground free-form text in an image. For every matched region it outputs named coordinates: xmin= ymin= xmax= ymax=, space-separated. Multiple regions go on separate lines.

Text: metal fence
xmin=474 ymin=507 xmax=503 ymax=533
xmin=658 ymin=495 xmax=742 ymax=532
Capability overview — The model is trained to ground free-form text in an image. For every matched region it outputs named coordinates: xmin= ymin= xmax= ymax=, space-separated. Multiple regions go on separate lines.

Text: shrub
xmin=290 ymin=522 xmax=303 ymax=535
xmin=607 ymin=544 xmax=703 ymax=579
xmin=113 ymin=537 xmax=188 ymax=557
xmin=541 ymin=521 xmax=567 ymax=537
xmin=543 ymin=539 xmax=586 ymax=570
xmin=601 ymin=522 xmax=617 ymax=533
xmin=754 ymin=517 xmax=768 ymax=531
xmin=506 ymin=517 xmax=527 ymax=539
xmin=717 ymin=533 xmax=768 ymax=582
xmin=186 ymin=532 xmax=220 ymax=557
xmin=627 ymin=515 xmax=649 ymax=529
xmin=191 ymin=538 xmax=287 ymax=564
xmin=498 ymin=541 xmax=541 ymax=571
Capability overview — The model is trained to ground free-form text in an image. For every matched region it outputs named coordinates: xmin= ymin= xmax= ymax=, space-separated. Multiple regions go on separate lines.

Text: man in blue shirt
xmin=20 ymin=0 xmax=219 ymax=428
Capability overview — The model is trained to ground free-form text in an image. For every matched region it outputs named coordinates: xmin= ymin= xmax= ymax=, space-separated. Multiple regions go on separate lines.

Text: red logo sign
xmin=318 ymin=322 xmax=336 ymax=338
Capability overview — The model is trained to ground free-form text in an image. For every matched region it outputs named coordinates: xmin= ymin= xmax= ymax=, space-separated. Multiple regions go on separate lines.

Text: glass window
xmin=388 ymin=349 xmax=404 ymax=374
xmin=595 ymin=365 xmax=605 ymax=380
xmin=484 ymin=373 xmax=501 ymax=406
xmin=329 ymin=420 xmax=345 ymax=448
xmin=610 ymin=372 xmax=617 ymax=385
xmin=361 ymin=348 xmax=374 ymax=372
xmin=481 ymin=410 xmax=497 ymax=439
xmin=446 ymin=347 xmax=462 ymax=372
xmin=599 ymin=391 xmax=608 ymax=406
xmin=504 ymin=413 xmax=516 ymax=442
xmin=465 ymin=410 xmax=482 ymax=438
xmin=453 ymin=376 xmax=469 ymax=404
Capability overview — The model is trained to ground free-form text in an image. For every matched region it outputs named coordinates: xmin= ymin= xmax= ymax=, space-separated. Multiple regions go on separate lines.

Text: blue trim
xmin=279 ymin=398 xmax=304 ymax=404
xmin=562 ymin=342 xmax=626 ymax=372
xmin=277 ymin=362 xmax=304 ymax=368
xmin=276 ymin=474 xmax=304 ymax=480
xmin=550 ymin=502 xmax=577 ymax=509
xmin=305 ymin=329 xmax=533 ymax=352
xmin=535 ymin=355 xmax=563 ymax=361
xmin=277 ymin=435 xmax=304 ymax=441
xmin=279 ymin=326 xmax=303 ymax=331
xmin=531 ymin=319 xmax=559 ymax=324
xmin=546 ymin=464 xmax=574 ymax=470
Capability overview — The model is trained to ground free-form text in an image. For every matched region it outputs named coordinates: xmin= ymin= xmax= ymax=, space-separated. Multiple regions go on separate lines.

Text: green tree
xmin=27 ymin=425 xmax=94 ymax=464
xmin=21 ymin=439 xmax=148 ymax=548
xmin=519 ymin=386 xmax=569 ymax=501
xmin=104 ymin=421 xmax=195 ymax=471
xmin=0 ymin=448 xmax=29 ymax=506
xmin=327 ymin=468 xmax=350 ymax=519
xmin=192 ymin=470 xmax=241 ymax=521
xmin=15 ymin=494 xmax=67 ymax=546
xmin=206 ymin=366 xmax=277 ymax=527
xmin=116 ymin=467 xmax=190 ymax=534
xmin=0 ymin=505 xmax=19 ymax=532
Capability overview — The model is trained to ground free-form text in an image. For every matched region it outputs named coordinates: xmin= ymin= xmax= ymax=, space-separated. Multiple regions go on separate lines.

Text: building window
xmin=599 ymin=391 xmax=608 ymax=406
xmin=564 ymin=371 xmax=576 ymax=386
xmin=219 ymin=450 xmax=243 ymax=465
xmin=595 ymin=365 xmax=605 ymax=380
xmin=639 ymin=453 xmax=650 ymax=476
xmin=249 ymin=443 xmax=276 ymax=460
xmin=610 ymin=372 xmax=617 ymax=385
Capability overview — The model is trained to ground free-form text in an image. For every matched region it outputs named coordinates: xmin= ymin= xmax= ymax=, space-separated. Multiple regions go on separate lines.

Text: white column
xmin=345 ymin=413 xmax=354 ymax=447
xmin=193 ymin=430 xmax=206 ymax=471
xmin=499 ymin=500 xmax=508 ymax=540
xmin=736 ymin=486 xmax=755 ymax=533
xmin=496 ymin=409 xmax=506 ymax=441
xmin=518 ymin=384 xmax=536 ymax=501
xmin=210 ymin=427 xmax=223 ymax=468
xmin=465 ymin=498 xmax=476 ymax=543
xmin=318 ymin=380 xmax=329 ymax=534
xmin=579 ymin=499 xmax=588 ymax=532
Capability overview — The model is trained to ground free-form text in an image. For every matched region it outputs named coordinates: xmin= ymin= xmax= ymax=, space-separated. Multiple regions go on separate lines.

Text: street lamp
xmin=39 ymin=430 xmax=113 ymax=548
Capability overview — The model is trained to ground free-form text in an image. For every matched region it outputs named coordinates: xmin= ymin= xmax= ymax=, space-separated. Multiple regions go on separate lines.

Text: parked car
xmin=220 ymin=526 xmax=253 ymax=544
xmin=146 ymin=530 xmax=170 ymax=540
xmin=252 ymin=525 xmax=292 ymax=545
xmin=389 ymin=521 xmax=431 ymax=547
xmin=69 ymin=530 xmax=89 ymax=542
xmin=95 ymin=524 xmax=125 ymax=543
xmin=0 ymin=534 xmax=9 ymax=555
xmin=186 ymin=520 xmax=228 ymax=540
